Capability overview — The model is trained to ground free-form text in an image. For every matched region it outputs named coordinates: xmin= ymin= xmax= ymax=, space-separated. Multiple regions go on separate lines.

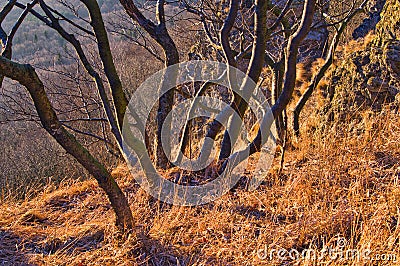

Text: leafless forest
xmin=0 ymin=0 xmax=399 ymax=265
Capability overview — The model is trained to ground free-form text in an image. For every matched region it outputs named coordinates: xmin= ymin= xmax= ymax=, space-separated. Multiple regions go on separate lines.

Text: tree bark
xmin=218 ymin=0 xmax=317 ymax=173
xmin=154 ymin=26 xmax=179 ymax=169
xmin=219 ymin=0 xmax=269 ymax=159
xmin=81 ymin=0 xmax=129 ymax=130
xmin=0 ymin=56 xmax=134 ymax=232
xmin=120 ymin=0 xmax=179 ymax=169
xmin=271 ymin=0 xmax=316 ymax=118
xmin=271 ymin=59 xmax=285 ymax=142
xmin=293 ymin=1 xmax=367 ymax=136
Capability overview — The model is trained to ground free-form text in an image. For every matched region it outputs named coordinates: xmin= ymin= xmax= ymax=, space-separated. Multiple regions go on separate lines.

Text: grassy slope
xmin=1 ymin=2 xmax=399 ymax=265
xmin=0 ymin=103 xmax=399 ymax=265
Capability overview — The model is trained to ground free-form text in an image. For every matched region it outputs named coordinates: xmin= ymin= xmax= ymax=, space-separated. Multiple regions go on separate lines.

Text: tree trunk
xmin=271 ymin=60 xmax=285 ymax=141
xmin=219 ymin=0 xmax=269 ymax=160
xmin=39 ymin=0 xmax=123 ymax=148
xmin=82 ymin=0 xmax=129 ymax=130
xmin=217 ymin=0 xmax=317 ymax=174
xmin=155 ymin=27 xmax=179 ymax=169
xmin=119 ymin=0 xmax=179 ymax=169
xmin=0 ymin=57 xmax=134 ymax=232
xmin=293 ymin=2 xmax=367 ymax=136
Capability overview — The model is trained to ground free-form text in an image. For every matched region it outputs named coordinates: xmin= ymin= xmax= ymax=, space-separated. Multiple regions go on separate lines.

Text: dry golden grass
xmin=0 ymin=102 xmax=399 ymax=265
xmin=337 ymin=32 xmax=376 ymax=57
xmin=0 ymin=32 xmax=399 ymax=264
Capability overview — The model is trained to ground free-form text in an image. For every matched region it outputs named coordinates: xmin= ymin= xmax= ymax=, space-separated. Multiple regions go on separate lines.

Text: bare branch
xmin=156 ymin=0 xmax=166 ymax=26
xmin=3 ymin=0 xmax=38 ymax=59
xmin=0 ymin=0 xmax=17 ymax=48
xmin=220 ymin=0 xmax=240 ymax=67
xmin=119 ymin=0 xmax=157 ymax=37
xmin=81 ymin=0 xmax=129 ymax=130
xmin=293 ymin=0 xmax=369 ymax=136
xmin=271 ymin=0 xmax=317 ymax=117
xmin=0 ymin=56 xmax=134 ymax=231
xmin=42 ymin=3 xmax=95 ymax=36
xmin=38 ymin=0 xmax=123 ymax=146
xmin=219 ymin=0 xmax=317 ymax=169
xmin=269 ymin=0 xmax=293 ymax=32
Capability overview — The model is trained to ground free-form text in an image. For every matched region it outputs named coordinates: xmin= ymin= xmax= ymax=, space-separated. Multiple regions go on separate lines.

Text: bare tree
xmin=119 ymin=0 xmax=180 ymax=169
xmin=0 ymin=0 xmax=134 ymax=231
xmin=0 ymin=0 xmax=369 ymax=233
xmin=293 ymin=0 xmax=369 ymax=136
xmin=179 ymin=0 xmax=317 ymax=160
xmin=0 ymin=56 xmax=134 ymax=231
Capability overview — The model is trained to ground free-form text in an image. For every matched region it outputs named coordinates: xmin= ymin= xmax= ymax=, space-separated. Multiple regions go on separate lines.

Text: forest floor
xmin=0 ymin=103 xmax=399 ymax=265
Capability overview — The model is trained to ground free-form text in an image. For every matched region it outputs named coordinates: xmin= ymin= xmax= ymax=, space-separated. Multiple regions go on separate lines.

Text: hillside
xmin=0 ymin=102 xmax=399 ymax=265
xmin=1 ymin=0 xmax=399 ymax=265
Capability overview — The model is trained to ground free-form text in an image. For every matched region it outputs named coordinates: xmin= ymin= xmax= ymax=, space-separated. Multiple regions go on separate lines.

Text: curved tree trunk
xmin=82 ymin=0 xmax=129 ymax=131
xmin=155 ymin=28 xmax=179 ymax=169
xmin=119 ymin=0 xmax=179 ymax=169
xmin=219 ymin=0 xmax=269 ymax=160
xmin=293 ymin=1 xmax=367 ymax=136
xmin=217 ymin=0 xmax=317 ymax=174
xmin=271 ymin=60 xmax=285 ymax=142
xmin=39 ymin=0 xmax=123 ymax=148
xmin=0 ymin=57 xmax=134 ymax=232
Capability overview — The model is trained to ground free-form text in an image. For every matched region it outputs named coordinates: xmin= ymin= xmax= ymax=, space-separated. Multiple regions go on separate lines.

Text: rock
xmin=353 ymin=0 xmax=387 ymax=39
xmin=385 ymin=41 xmax=400 ymax=78
xmin=325 ymin=39 xmax=399 ymax=121
xmin=367 ymin=76 xmax=390 ymax=92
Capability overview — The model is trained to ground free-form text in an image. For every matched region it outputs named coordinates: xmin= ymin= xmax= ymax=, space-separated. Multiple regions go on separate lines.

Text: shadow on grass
xmin=0 ymin=229 xmax=35 ymax=266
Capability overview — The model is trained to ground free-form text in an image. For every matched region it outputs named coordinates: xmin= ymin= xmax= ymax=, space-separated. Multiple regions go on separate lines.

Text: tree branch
xmin=220 ymin=0 xmax=317 ymax=171
xmin=0 ymin=56 xmax=134 ymax=231
xmin=293 ymin=0 xmax=368 ymax=136
xmin=81 ymin=0 xmax=129 ymax=130
xmin=38 ymin=0 xmax=123 ymax=147
xmin=220 ymin=0 xmax=240 ymax=67
xmin=3 ymin=0 xmax=38 ymax=59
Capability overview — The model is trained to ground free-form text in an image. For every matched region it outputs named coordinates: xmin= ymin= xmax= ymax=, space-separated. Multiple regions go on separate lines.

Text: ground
xmin=0 ymin=103 xmax=399 ymax=265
